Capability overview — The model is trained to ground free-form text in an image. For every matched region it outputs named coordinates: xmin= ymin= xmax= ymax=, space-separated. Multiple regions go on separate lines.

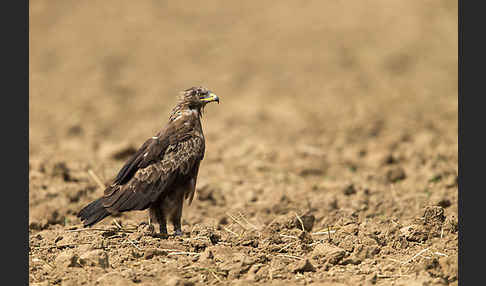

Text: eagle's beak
xmin=200 ymin=92 xmax=219 ymax=104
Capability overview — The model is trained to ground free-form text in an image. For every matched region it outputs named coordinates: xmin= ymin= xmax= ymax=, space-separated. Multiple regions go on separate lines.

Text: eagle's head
xmin=181 ymin=86 xmax=219 ymax=108
xmin=170 ymin=86 xmax=219 ymax=120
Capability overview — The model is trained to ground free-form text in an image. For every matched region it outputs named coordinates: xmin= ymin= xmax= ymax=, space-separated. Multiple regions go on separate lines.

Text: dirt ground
xmin=29 ymin=1 xmax=458 ymax=285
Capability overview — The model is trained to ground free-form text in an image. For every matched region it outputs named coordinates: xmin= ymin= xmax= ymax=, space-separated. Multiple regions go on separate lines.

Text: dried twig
xmin=67 ymin=228 xmax=110 ymax=232
xmin=226 ymin=213 xmax=249 ymax=231
xmin=167 ymin=251 xmax=201 ymax=256
xmin=295 ymin=212 xmax=305 ymax=232
xmin=32 ymin=242 xmax=92 ymax=250
xmin=402 ymin=247 xmax=430 ymax=264
xmin=238 ymin=211 xmax=258 ymax=230
xmin=113 ymin=219 xmax=123 ymax=229
xmin=276 ymin=254 xmax=303 ymax=260
xmin=223 ymin=227 xmax=239 ymax=237
xmin=88 ymin=169 xmax=106 ymax=190
xmin=277 ymin=241 xmax=298 ymax=252
xmin=210 ymin=270 xmax=222 ymax=282
xmin=125 ymin=239 xmax=142 ymax=251
xmin=377 ymin=274 xmax=411 ymax=279
xmin=280 ymin=234 xmax=298 ymax=240
xmin=66 ymin=227 xmax=134 ymax=233
xmin=311 ymin=230 xmax=336 ymax=236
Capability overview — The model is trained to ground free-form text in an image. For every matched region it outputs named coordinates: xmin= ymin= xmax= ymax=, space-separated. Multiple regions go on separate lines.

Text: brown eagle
xmin=77 ymin=86 xmax=219 ymax=237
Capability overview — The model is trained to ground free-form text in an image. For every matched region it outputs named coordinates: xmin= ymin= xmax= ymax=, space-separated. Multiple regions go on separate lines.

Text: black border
xmin=6 ymin=0 xmax=29 ymax=284
xmin=459 ymin=0 xmax=482 ymax=285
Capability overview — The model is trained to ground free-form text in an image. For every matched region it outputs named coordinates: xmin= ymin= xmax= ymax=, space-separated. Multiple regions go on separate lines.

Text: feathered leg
xmin=170 ymin=195 xmax=184 ymax=236
xmin=149 ymin=205 xmax=168 ymax=238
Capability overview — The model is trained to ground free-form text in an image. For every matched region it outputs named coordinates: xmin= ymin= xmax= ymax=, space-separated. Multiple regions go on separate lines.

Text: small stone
xmin=343 ymin=184 xmax=357 ymax=196
xmin=131 ymin=250 xmax=143 ymax=259
xmin=218 ymin=217 xmax=228 ymax=225
xmin=400 ymin=225 xmax=428 ymax=242
xmin=439 ymin=254 xmax=458 ymax=283
xmin=99 ymin=142 xmax=137 ymax=161
xmin=79 ymin=249 xmax=109 ymax=268
xmin=245 ymin=264 xmax=263 ymax=281
xmin=295 ymin=214 xmax=315 ymax=232
xmin=383 ymin=154 xmax=397 ymax=165
xmin=423 ymin=206 xmax=446 ymax=225
xmin=437 ymin=199 xmax=452 ymax=208
xmin=292 ymin=259 xmax=316 ymax=273
xmin=96 ymin=273 xmax=133 ymax=286
xmin=164 ymin=276 xmax=195 ymax=286
xmin=367 ymin=273 xmax=378 ymax=284
xmin=144 ymin=248 xmax=168 ymax=259
xmin=445 ymin=216 xmax=458 ymax=233
xmin=67 ymin=124 xmax=83 ymax=136
xmin=209 ymin=233 xmax=221 ymax=245
xmin=340 ymin=255 xmax=362 ymax=265
xmin=446 ymin=175 xmax=458 ymax=188
xmin=299 ymin=231 xmax=314 ymax=245
xmin=304 ymin=215 xmax=316 ymax=232
xmin=386 ymin=167 xmax=406 ymax=183
xmin=29 ymin=220 xmax=44 ymax=231
xmin=55 ymin=251 xmax=81 ymax=268
xmin=52 ymin=162 xmax=73 ymax=182
xmin=299 ymin=168 xmax=324 ymax=177
xmin=199 ymin=249 xmax=214 ymax=263
xmin=312 ymin=244 xmax=346 ymax=265
xmin=341 ymin=224 xmax=359 ymax=235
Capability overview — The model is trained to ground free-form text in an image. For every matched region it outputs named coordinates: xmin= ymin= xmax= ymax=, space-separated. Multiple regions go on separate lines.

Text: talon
xmin=153 ymin=232 xmax=169 ymax=239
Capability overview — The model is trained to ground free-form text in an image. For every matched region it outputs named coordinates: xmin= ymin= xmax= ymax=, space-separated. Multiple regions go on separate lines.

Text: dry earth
xmin=29 ymin=1 xmax=458 ymax=285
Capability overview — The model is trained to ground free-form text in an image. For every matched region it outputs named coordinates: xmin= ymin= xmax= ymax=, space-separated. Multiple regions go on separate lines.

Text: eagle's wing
xmin=112 ymin=132 xmax=169 ymax=185
xmin=101 ymin=118 xmax=205 ymax=213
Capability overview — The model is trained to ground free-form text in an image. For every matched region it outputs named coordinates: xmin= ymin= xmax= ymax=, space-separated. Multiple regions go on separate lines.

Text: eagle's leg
xmin=149 ymin=205 xmax=168 ymax=238
xmin=170 ymin=196 xmax=184 ymax=236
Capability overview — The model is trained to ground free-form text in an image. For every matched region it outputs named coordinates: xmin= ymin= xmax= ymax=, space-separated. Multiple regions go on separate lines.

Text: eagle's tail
xmin=77 ymin=198 xmax=110 ymax=227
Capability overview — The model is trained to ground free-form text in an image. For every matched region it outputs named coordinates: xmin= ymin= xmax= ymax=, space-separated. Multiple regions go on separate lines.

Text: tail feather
xmin=77 ymin=198 xmax=110 ymax=227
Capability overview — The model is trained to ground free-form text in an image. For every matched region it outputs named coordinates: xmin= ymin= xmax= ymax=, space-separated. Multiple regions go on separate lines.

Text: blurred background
xmin=29 ymin=0 xmax=457 ymax=156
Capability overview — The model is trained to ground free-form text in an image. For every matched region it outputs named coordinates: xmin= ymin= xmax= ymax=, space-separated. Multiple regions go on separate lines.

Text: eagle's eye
xmin=198 ymin=91 xmax=209 ymax=99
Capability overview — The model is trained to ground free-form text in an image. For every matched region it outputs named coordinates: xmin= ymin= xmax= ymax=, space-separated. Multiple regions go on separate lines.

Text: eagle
xmin=77 ymin=86 xmax=219 ymax=237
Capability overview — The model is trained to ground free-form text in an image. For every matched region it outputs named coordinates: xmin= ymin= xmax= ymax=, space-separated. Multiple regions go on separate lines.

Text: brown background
xmin=30 ymin=1 xmax=457 ymax=285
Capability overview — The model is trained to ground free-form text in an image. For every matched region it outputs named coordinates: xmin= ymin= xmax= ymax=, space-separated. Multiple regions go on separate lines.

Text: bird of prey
xmin=77 ymin=86 xmax=219 ymax=237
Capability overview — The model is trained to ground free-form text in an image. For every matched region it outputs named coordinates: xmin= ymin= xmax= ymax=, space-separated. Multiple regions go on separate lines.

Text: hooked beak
xmin=200 ymin=92 xmax=219 ymax=104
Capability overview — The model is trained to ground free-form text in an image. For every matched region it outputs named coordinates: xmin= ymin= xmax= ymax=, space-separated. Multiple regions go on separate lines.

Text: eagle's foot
xmin=147 ymin=224 xmax=155 ymax=234
xmin=173 ymin=229 xmax=183 ymax=237
xmin=151 ymin=223 xmax=169 ymax=239
xmin=151 ymin=232 xmax=169 ymax=239
xmin=139 ymin=222 xmax=156 ymax=236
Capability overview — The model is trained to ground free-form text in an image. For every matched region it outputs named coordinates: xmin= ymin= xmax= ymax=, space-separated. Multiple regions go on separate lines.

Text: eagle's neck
xmin=169 ymin=102 xmax=202 ymax=122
